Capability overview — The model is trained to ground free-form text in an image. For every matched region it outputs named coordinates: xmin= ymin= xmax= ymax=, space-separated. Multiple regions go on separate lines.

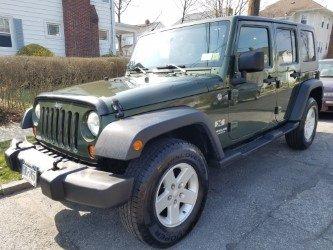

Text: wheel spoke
xmin=177 ymin=166 xmax=194 ymax=186
xmin=168 ymin=204 xmax=180 ymax=225
xmin=180 ymin=189 xmax=197 ymax=205
xmin=155 ymin=163 xmax=199 ymax=227
xmin=163 ymin=169 xmax=176 ymax=190
xmin=155 ymin=191 xmax=170 ymax=214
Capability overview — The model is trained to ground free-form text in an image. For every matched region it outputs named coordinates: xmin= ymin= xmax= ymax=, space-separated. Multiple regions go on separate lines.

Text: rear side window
xmin=276 ymin=29 xmax=297 ymax=64
xmin=300 ymin=30 xmax=315 ymax=62
xmin=237 ymin=26 xmax=270 ymax=67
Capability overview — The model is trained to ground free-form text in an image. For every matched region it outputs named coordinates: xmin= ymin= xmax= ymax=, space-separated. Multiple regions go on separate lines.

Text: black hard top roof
xmin=144 ymin=15 xmax=314 ymax=36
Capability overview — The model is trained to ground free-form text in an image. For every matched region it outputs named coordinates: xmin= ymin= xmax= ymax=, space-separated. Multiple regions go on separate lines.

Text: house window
xmin=47 ymin=23 xmax=60 ymax=36
xmin=327 ymin=23 xmax=330 ymax=29
xmin=0 ymin=17 xmax=12 ymax=47
xmin=99 ymin=30 xmax=108 ymax=41
xmin=321 ymin=21 xmax=324 ymax=28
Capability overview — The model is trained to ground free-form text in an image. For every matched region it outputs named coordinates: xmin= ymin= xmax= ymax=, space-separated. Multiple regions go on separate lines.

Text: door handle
xmin=263 ymin=76 xmax=278 ymax=85
xmin=290 ymin=71 xmax=301 ymax=79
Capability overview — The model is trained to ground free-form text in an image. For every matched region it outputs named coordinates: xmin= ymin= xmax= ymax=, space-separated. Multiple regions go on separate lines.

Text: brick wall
xmin=62 ymin=0 xmax=100 ymax=57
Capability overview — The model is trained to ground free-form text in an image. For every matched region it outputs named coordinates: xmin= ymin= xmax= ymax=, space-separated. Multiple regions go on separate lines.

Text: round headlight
xmin=87 ymin=112 xmax=100 ymax=136
xmin=35 ymin=104 xmax=41 ymax=120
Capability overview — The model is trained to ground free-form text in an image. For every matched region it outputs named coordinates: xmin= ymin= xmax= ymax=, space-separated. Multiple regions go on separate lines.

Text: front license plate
xmin=21 ymin=163 xmax=38 ymax=187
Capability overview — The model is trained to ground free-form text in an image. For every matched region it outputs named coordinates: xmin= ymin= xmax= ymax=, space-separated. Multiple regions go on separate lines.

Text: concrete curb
xmin=0 ymin=180 xmax=32 ymax=196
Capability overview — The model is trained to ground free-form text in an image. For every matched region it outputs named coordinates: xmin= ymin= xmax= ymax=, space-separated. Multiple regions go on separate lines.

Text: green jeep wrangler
xmin=5 ymin=16 xmax=322 ymax=247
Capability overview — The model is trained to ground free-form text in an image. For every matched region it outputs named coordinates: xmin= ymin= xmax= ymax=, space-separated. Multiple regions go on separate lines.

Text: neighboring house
xmin=260 ymin=0 xmax=333 ymax=59
xmin=175 ymin=11 xmax=221 ymax=25
xmin=115 ymin=21 xmax=164 ymax=57
xmin=0 ymin=0 xmax=116 ymax=57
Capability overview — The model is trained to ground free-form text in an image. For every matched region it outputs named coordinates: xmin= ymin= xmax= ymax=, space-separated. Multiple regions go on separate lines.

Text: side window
xmin=237 ymin=26 xmax=270 ymax=67
xmin=276 ymin=29 xmax=297 ymax=65
xmin=300 ymin=30 xmax=315 ymax=62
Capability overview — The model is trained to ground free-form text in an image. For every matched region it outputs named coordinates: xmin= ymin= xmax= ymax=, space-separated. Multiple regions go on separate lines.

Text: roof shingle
xmin=260 ymin=0 xmax=327 ymax=18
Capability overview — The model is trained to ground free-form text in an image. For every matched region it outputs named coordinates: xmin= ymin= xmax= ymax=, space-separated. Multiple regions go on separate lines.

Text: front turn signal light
xmin=133 ymin=140 xmax=143 ymax=151
xmin=88 ymin=145 xmax=96 ymax=159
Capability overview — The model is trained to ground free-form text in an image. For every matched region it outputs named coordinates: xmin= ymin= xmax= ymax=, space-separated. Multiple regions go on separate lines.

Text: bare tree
xmin=174 ymin=0 xmax=197 ymax=24
xmin=247 ymin=0 xmax=260 ymax=16
xmin=114 ymin=0 xmax=133 ymax=55
xmin=200 ymin=0 xmax=248 ymax=18
xmin=234 ymin=0 xmax=249 ymax=15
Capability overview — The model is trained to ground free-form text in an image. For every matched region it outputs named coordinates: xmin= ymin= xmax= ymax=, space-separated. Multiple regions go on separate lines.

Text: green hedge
xmin=0 ymin=56 xmax=128 ymax=124
xmin=17 ymin=44 xmax=54 ymax=57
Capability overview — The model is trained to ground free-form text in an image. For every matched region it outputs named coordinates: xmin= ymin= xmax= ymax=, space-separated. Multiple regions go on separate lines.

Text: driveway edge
xmin=0 ymin=180 xmax=31 ymax=196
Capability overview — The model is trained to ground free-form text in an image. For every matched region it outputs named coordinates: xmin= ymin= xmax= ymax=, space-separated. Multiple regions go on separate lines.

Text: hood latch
xmin=112 ymin=99 xmax=124 ymax=118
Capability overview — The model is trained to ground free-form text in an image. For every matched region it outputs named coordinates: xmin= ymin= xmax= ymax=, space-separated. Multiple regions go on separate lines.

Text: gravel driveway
xmin=0 ymin=123 xmax=32 ymax=142
xmin=0 ymin=117 xmax=332 ymax=249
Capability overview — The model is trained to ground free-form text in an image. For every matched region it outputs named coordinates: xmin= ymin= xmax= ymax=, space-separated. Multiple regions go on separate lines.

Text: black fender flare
xmin=95 ymin=107 xmax=224 ymax=161
xmin=21 ymin=107 xmax=33 ymax=129
xmin=288 ymin=78 xmax=323 ymax=122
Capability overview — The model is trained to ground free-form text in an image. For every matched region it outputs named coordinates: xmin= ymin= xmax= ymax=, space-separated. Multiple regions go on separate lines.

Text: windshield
xmin=319 ymin=61 xmax=333 ymax=77
xmin=129 ymin=21 xmax=229 ymax=70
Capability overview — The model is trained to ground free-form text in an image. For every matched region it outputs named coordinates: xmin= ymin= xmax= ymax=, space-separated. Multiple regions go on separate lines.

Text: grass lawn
xmin=0 ymin=137 xmax=36 ymax=185
xmin=0 ymin=140 xmax=21 ymax=185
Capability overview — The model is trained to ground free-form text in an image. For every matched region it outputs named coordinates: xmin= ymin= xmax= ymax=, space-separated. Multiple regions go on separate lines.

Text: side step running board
xmin=219 ymin=122 xmax=299 ymax=167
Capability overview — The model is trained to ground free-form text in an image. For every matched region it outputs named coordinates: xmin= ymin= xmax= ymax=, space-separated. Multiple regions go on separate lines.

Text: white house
xmin=260 ymin=0 xmax=333 ymax=59
xmin=115 ymin=21 xmax=164 ymax=57
xmin=0 ymin=0 xmax=116 ymax=57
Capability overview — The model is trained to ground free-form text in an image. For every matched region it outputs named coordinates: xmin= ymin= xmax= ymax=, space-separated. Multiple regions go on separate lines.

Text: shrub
xmin=17 ymin=44 xmax=54 ymax=57
xmin=0 ymin=56 xmax=128 ymax=123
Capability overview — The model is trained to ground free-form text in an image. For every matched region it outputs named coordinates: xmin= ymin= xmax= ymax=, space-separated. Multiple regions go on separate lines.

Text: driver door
xmin=228 ymin=21 xmax=277 ymax=142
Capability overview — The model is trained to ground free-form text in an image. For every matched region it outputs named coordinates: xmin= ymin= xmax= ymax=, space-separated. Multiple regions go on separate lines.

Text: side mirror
xmin=238 ymin=51 xmax=265 ymax=73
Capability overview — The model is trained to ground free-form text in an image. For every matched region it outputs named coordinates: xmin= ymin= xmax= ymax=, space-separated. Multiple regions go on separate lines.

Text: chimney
xmin=62 ymin=0 xmax=100 ymax=57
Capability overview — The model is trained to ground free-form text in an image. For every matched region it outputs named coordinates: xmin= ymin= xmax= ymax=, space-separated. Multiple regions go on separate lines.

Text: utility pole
xmin=248 ymin=0 xmax=260 ymax=16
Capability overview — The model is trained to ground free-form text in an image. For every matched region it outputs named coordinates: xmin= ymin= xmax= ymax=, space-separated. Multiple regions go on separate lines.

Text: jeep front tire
xmin=119 ymin=138 xmax=208 ymax=248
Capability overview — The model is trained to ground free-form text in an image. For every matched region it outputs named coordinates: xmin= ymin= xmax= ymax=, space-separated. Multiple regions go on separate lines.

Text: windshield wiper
xmin=156 ymin=64 xmax=187 ymax=74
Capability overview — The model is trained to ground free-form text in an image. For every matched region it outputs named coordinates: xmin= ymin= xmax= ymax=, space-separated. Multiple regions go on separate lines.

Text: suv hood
xmin=40 ymin=74 xmax=222 ymax=112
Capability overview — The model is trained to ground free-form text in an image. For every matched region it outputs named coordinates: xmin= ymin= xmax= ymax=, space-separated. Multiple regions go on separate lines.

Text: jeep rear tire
xmin=286 ymin=97 xmax=318 ymax=150
xmin=119 ymin=138 xmax=208 ymax=248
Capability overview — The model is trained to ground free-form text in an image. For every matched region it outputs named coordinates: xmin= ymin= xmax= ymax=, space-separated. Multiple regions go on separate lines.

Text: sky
xmin=122 ymin=0 xmax=333 ymax=27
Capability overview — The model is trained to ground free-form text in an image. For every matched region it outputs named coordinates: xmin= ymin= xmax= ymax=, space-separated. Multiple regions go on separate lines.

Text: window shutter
xmin=13 ymin=18 xmax=24 ymax=49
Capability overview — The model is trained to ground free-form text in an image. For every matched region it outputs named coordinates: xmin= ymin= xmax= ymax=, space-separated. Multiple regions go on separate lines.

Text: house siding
xmin=0 ymin=0 xmax=115 ymax=56
xmin=0 ymin=0 xmax=65 ymax=56
xmin=92 ymin=0 xmax=113 ymax=55
xmin=292 ymin=10 xmax=332 ymax=59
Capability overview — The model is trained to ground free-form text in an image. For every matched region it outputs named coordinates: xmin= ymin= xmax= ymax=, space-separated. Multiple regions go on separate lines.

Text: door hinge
xmin=274 ymin=106 xmax=281 ymax=115
xmin=228 ymin=90 xmax=232 ymax=101
xmin=227 ymin=122 xmax=238 ymax=132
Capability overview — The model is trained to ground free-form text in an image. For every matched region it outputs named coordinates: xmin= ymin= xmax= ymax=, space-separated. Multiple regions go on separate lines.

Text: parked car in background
xmin=319 ymin=59 xmax=333 ymax=112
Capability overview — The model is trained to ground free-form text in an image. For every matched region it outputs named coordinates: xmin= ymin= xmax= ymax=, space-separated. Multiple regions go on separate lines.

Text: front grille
xmin=40 ymin=107 xmax=79 ymax=149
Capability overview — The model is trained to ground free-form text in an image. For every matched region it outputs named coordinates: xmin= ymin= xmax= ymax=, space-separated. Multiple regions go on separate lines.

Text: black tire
xmin=119 ymin=138 xmax=208 ymax=248
xmin=285 ymin=97 xmax=318 ymax=150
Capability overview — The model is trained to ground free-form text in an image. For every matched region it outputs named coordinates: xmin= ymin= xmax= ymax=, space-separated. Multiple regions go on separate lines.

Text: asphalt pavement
xmin=0 ymin=115 xmax=332 ymax=249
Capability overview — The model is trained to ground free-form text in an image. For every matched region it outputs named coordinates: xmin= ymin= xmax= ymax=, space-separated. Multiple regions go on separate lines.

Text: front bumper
xmin=5 ymin=140 xmax=133 ymax=208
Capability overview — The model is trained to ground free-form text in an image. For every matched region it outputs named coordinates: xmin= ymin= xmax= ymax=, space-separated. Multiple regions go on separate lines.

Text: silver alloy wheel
xmin=304 ymin=106 xmax=316 ymax=142
xmin=155 ymin=163 xmax=199 ymax=228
